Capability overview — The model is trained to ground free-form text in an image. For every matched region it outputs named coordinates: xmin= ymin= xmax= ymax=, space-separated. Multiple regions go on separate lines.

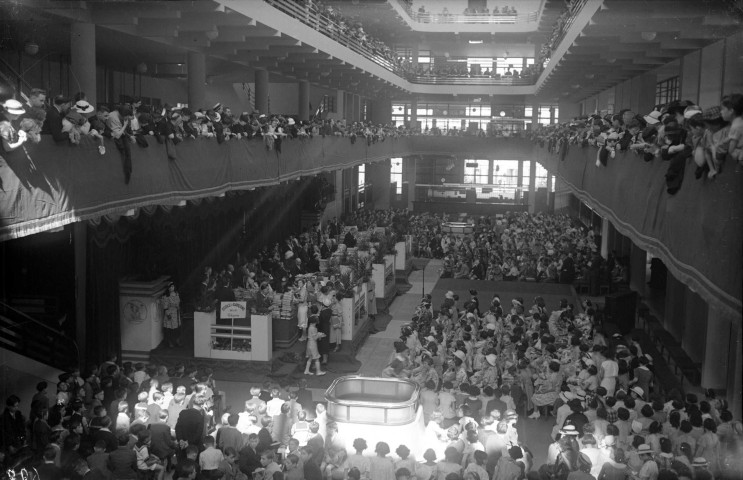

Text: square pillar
xmin=71 ymin=23 xmax=97 ymax=106
xmin=187 ymin=52 xmax=206 ymax=110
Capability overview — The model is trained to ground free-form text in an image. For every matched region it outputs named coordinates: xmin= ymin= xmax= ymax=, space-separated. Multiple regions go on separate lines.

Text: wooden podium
xmin=119 ymin=275 xmax=171 ymax=362
xmin=193 ymin=309 xmax=272 ymax=362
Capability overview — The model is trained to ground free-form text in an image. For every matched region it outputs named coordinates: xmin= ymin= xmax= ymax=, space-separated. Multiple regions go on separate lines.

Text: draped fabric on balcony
xmin=0 ymin=135 xmax=740 ymax=317
xmin=0 ymin=136 xmax=532 ymax=241
xmin=533 ymin=145 xmax=742 ymax=319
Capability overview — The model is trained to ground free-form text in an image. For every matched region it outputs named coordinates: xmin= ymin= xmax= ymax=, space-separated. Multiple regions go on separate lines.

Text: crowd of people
xmin=402 ymin=212 xmax=616 ymax=286
xmin=536 ymin=0 xmax=586 ymax=73
xmin=526 ymin=94 xmax=743 ymax=194
xmin=376 ymin=284 xmax=743 ymax=480
xmin=407 ymin=4 xmax=523 ymax=23
xmin=3 ymin=282 xmax=741 ymax=480
xmin=408 ymin=64 xmax=539 ymax=83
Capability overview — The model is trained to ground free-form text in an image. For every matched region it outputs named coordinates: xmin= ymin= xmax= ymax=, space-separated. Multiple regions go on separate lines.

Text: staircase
xmin=0 ymin=300 xmax=80 ymax=370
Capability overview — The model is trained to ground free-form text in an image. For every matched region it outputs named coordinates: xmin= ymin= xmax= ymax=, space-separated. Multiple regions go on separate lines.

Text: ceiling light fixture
xmin=468 ymin=40 xmax=483 ymax=44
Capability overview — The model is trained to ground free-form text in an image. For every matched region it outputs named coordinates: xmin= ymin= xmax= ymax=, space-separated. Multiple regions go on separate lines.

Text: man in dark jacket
xmin=175 ymin=396 xmax=206 ymax=449
xmin=2 ymin=395 xmax=26 ymax=454
xmin=108 ymin=434 xmax=138 ymax=479
xmin=42 ymin=94 xmax=71 ymax=142
xmin=148 ymin=410 xmax=176 ymax=461
xmin=238 ymin=433 xmax=261 ymax=476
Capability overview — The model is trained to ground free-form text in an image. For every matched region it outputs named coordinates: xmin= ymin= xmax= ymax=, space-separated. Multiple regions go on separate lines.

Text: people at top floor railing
xmin=409 ymin=63 xmax=540 ymax=82
xmin=525 ymin=94 xmax=743 ymax=194
xmin=404 ymin=2 xmax=524 ymax=23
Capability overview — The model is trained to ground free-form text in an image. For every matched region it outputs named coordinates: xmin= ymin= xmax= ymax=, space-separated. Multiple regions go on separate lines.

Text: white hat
xmin=73 ymin=100 xmax=94 ymax=114
xmin=559 ymin=391 xmax=575 ymax=402
xmin=637 ymin=444 xmax=653 ymax=455
xmin=485 ymin=354 xmax=497 ymax=366
xmin=559 ymin=425 xmax=579 ymax=436
xmin=643 ymin=110 xmax=661 ymax=125
xmin=287 ymin=118 xmax=295 ymax=125
xmin=631 ymin=386 xmax=644 ymax=397
xmin=2 ymin=99 xmax=25 ymax=115
xmin=692 ymin=457 xmax=709 ymax=467
xmin=631 ymin=420 xmax=643 ymax=434
xmin=453 ymin=350 xmax=466 ymax=361
xmin=445 ymin=291 xmax=454 ymax=299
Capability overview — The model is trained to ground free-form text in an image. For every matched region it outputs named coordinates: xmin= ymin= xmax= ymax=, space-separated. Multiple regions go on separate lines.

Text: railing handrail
xmin=0 ymin=300 xmax=66 ymax=337
xmin=0 ymin=300 xmax=81 ymax=368
xmin=396 ymin=1 xmax=539 ymax=24
xmin=266 ymin=0 xmax=408 ymax=77
xmin=409 ymin=75 xmax=535 ymax=86
xmin=0 ymin=56 xmax=35 ymax=102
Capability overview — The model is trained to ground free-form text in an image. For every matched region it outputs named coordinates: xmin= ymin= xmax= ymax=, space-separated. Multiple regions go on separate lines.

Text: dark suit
xmin=175 ymin=407 xmax=205 ymax=446
xmin=94 ymin=428 xmax=118 ymax=453
xmin=237 ymin=445 xmax=261 ymax=476
xmin=42 ymin=106 xmax=67 ymax=142
xmin=108 ymin=446 xmax=138 ymax=479
xmin=36 ymin=462 xmax=64 ymax=480
xmin=148 ymin=420 xmax=176 ymax=459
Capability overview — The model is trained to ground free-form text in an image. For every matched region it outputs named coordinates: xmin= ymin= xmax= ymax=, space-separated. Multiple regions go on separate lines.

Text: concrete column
xmin=637 ymin=73 xmax=657 ymax=115
xmin=254 ymin=69 xmax=269 ymax=115
xmin=628 ymin=244 xmax=647 ymax=294
xmin=187 ymin=51 xmax=206 ymax=110
xmin=702 ymin=303 xmax=735 ymax=389
xmin=682 ymin=290 xmax=708 ymax=363
xmin=731 ymin=321 xmax=742 ymax=419
xmin=410 ymin=97 xmax=418 ymax=129
xmin=549 ymin=106 xmax=556 ymax=124
xmin=531 ymin=102 xmax=539 ymax=129
xmin=664 ymin=275 xmax=686 ymax=340
xmin=516 ymin=160 xmax=524 ymax=203
xmin=335 ymin=89 xmax=345 ymax=117
xmin=411 ymin=44 xmax=419 ymax=69
xmin=73 ymin=222 xmax=87 ymax=368
xmin=406 ymin=157 xmax=417 ymax=210
xmin=371 ymin=160 xmax=391 ymax=209
xmin=528 ymin=160 xmax=537 ymax=213
xmin=298 ymin=80 xmax=310 ymax=121
xmin=373 ymin=98 xmax=392 ymax=124
xmin=70 ymin=23 xmax=97 ymax=106
xmin=546 ymin=174 xmax=553 ymax=191
xmin=600 ymin=218 xmax=610 ymax=259
xmin=353 ymin=94 xmax=361 ymax=122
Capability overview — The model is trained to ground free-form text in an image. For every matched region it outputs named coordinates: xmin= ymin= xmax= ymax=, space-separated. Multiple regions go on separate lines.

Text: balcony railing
xmin=408 ymin=74 xmax=536 ymax=85
xmin=265 ymin=0 xmax=408 ymax=77
xmin=396 ymin=1 xmax=538 ymax=24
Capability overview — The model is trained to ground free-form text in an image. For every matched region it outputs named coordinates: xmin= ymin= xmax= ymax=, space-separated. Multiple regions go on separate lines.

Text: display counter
xmin=193 ymin=310 xmax=272 ymax=361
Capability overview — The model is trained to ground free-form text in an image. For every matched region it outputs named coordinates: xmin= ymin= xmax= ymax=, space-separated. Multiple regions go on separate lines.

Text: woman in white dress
xmin=293 ymin=278 xmax=308 ymax=341
xmin=599 ymin=347 xmax=619 ymax=397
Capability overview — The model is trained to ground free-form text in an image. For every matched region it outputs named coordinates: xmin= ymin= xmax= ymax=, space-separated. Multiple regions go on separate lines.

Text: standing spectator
xmin=176 ymin=395 xmax=207 ymax=451
xmin=2 ymin=395 xmax=26 ymax=454
xmin=1 ymin=99 xmax=28 ymax=152
xmin=42 ymin=94 xmax=71 ymax=142
xmin=109 ymin=433 xmax=138 ymax=479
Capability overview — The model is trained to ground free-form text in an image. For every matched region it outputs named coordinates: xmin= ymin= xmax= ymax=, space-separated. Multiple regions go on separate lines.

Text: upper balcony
xmin=386 ymin=0 xmax=544 ymax=34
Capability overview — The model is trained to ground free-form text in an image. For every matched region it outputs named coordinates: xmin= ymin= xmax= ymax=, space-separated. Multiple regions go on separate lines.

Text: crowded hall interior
xmin=1 ymin=1 xmax=742 ymax=480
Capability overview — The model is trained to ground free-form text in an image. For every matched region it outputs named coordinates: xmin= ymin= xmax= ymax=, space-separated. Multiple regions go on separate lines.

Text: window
xmin=418 ymin=50 xmax=432 ymax=66
xmin=390 ymin=158 xmax=403 ymax=195
xmin=467 ymin=57 xmax=494 ymax=74
xmin=358 ymin=164 xmax=365 ymax=189
xmin=492 ymin=57 xmax=534 ymax=76
xmin=656 ymin=76 xmax=679 ymax=106
xmin=463 ymin=160 xmax=490 ymax=185
xmin=538 ymin=105 xmax=558 ymax=125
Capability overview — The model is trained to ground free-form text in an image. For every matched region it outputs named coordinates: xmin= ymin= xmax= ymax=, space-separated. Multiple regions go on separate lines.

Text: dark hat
xmin=702 ymin=106 xmax=722 ymax=121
